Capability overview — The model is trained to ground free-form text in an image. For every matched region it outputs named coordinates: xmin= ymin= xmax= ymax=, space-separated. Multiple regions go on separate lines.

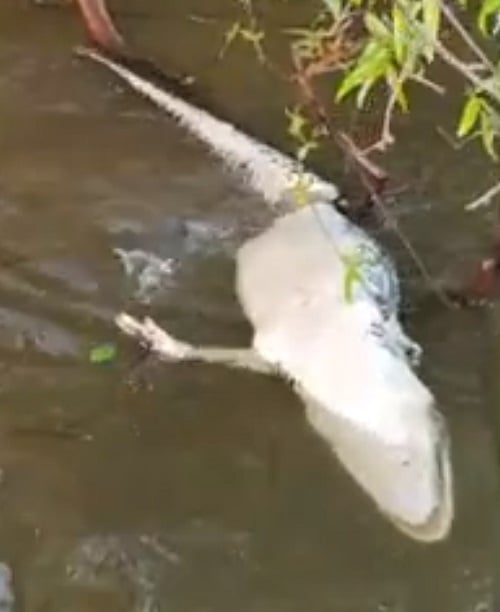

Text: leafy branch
xmin=214 ymin=0 xmax=500 ymax=304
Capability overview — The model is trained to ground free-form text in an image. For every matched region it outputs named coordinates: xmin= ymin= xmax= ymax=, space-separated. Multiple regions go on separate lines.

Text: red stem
xmin=74 ymin=0 xmax=124 ymax=51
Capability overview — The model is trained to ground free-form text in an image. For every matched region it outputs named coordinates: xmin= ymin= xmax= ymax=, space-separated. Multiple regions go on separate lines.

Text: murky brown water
xmin=0 ymin=1 xmax=498 ymax=611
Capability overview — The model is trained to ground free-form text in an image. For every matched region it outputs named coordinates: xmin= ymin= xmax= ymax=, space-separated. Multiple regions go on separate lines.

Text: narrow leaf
xmin=356 ymin=77 xmax=377 ymax=108
xmin=285 ymin=107 xmax=307 ymax=142
xmin=342 ymin=253 xmax=363 ymax=304
xmin=394 ymin=81 xmax=409 ymax=111
xmin=386 ymin=68 xmax=409 ymax=111
xmin=480 ymin=111 xmax=498 ymax=159
xmin=423 ymin=0 xmax=441 ymax=42
xmin=90 ymin=343 xmax=117 ymax=364
xmin=364 ymin=12 xmax=391 ymax=39
xmin=457 ymin=95 xmax=482 ymax=137
xmin=478 ymin=0 xmax=500 ymax=35
xmin=392 ymin=5 xmax=407 ymax=65
xmin=343 ymin=263 xmax=362 ymax=303
xmin=336 ymin=44 xmax=390 ymax=101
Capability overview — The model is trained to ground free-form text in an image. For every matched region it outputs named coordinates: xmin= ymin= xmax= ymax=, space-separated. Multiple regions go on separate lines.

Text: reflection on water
xmin=0 ymin=0 xmax=497 ymax=610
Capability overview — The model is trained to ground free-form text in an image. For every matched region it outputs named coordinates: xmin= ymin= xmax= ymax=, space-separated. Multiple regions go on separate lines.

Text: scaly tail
xmin=76 ymin=46 xmax=340 ymax=212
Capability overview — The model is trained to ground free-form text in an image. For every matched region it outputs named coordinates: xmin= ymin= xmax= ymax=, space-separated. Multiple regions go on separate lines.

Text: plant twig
xmin=337 ymin=131 xmax=388 ymax=193
xmin=393 ymin=0 xmax=500 ymax=106
xmin=296 ymin=88 xmax=453 ymax=307
xmin=74 ymin=0 xmax=124 ymax=51
xmin=465 ymin=181 xmax=500 ymax=211
xmin=363 ymin=88 xmax=396 ymax=153
xmin=411 ymin=73 xmax=445 ymax=95
xmin=441 ymin=1 xmax=494 ymax=72
xmin=366 ymin=186 xmax=456 ymax=309
xmin=435 ymin=39 xmax=500 ymax=105
xmin=436 ymin=125 xmax=472 ymax=149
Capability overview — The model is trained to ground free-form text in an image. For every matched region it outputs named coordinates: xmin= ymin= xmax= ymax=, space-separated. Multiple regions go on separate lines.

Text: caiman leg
xmin=116 ymin=313 xmax=275 ymax=375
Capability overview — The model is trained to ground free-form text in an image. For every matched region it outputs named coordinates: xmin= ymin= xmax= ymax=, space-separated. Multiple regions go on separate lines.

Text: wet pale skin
xmin=0 ymin=1 xmax=496 ymax=610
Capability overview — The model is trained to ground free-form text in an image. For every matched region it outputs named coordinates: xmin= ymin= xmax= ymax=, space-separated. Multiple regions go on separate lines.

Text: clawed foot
xmin=116 ymin=313 xmax=193 ymax=361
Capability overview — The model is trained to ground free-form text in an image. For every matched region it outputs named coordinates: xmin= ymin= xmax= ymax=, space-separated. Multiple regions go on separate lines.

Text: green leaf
xmin=290 ymin=173 xmax=313 ymax=207
xmin=392 ymin=5 xmax=408 ymax=65
xmin=394 ymin=80 xmax=409 ymax=111
xmin=386 ymin=67 xmax=409 ymax=111
xmin=336 ymin=69 xmax=363 ymax=101
xmin=322 ymin=0 xmax=343 ymax=19
xmin=423 ymin=0 xmax=441 ymax=44
xmin=336 ymin=42 xmax=391 ymax=101
xmin=364 ymin=12 xmax=391 ymax=40
xmin=356 ymin=77 xmax=377 ymax=108
xmin=344 ymin=266 xmax=362 ymax=303
xmin=342 ymin=254 xmax=363 ymax=303
xmin=89 ymin=343 xmax=117 ymax=364
xmin=478 ymin=0 xmax=500 ymax=35
xmin=285 ymin=106 xmax=307 ymax=143
xmin=457 ymin=95 xmax=482 ymax=137
xmin=296 ymin=140 xmax=319 ymax=162
xmin=480 ymin=110 xmax=498 ymax=159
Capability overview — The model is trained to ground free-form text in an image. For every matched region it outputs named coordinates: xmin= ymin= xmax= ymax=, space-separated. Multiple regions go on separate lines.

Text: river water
xmin=0 ymin=1 xmax=497 ymax=611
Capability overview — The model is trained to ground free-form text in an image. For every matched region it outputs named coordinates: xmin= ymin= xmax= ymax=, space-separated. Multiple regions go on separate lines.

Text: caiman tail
xmin=76 ymin=46 xmax=340 ymax=212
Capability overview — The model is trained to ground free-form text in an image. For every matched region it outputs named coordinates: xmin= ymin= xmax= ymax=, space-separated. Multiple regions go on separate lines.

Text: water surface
xmin=0 ymin=1 xmax=497 ymax=610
